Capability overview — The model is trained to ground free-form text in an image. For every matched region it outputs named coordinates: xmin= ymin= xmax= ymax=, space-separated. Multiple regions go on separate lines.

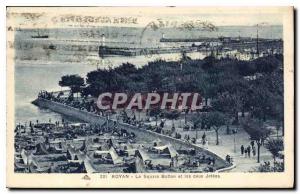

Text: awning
xmin=109 ymin=147 xmax=123 ymax=164
xmin=153 ymin=144 xmax=179 ymax=158
xmin=167 ymin=145 xmax=179 ymax=158
xmin=84 ymin=157 xmax=99 ymax=173
xmin=94 ymin=150 xmax=110 ymax=155
xmin=153 ymin=145 xmax=168 ymax=151
xmin=136 ymin=149 xmax=151 ymax=162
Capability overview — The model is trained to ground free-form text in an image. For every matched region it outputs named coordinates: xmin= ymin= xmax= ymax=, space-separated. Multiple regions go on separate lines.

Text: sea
xmin=14 ymin=25 xmax=283 ymax=124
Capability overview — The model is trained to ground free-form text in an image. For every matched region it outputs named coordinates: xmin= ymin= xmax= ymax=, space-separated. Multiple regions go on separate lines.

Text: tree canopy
xmin=59 ymin=74 xmax=85 ymax=94
xmin=59 ymin=54 xmax=283 ymax=125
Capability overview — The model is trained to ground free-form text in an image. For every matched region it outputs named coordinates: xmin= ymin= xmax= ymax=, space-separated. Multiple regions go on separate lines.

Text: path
xmin=149 ymin=118 xmax=275 ymax=172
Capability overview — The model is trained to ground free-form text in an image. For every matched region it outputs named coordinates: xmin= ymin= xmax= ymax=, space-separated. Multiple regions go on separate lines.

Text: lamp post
xmin=196 ymin=125 xmax=198 ymax=141
xmin=232 ymin=129 xmax=238 ymax=153
xmin=106 ymin=113 xmax=109 ymax=132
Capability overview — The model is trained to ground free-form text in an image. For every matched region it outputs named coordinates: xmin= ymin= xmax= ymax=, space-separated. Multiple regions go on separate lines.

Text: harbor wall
xmin=33 ymin=98 xmax=231 ymax=170
xmin=32 ymin=98 xmax=106 ymax=125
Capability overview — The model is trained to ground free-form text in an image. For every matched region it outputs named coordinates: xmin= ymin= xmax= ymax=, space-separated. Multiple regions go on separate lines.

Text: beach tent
xmin=135 ymin=149 xmax=151 ymax=162
xmin=83 ymin=157 xmax=99 ymax=173
xmin=29 ymin=163 xmax=51 ymax=173
xmin=125 ymin=149 xmax=136 ymax=156
xmin=69 ymin=123 xmax=89 ymax=128
xmin=152 ymin=139 xmax=163 ymax=146
xmin=21 ymin=149 xmax=33 ymax=165
xmin=109 ymin=147 xmax=123 ymax=164
xmin=153 ymin=144 xmax=179 ymax=158
xmin=73 ymin=138 xmax=85 ymax=142
xmin=35 ymin=143 xmax=50 ymax=155
xmin=93 ymin=148 xmax=123 ymax=164
xmin=67 ymin=144 xmax=84 ymax=161
xmin=94 ymin=150 xmax=110 ymax=155
xmin=167 ymin=145 xmax=179 ymax=158
xmin=135 ymin=156 xmax=148 ymax=173
xmin=153 ymin=145 xmax=168 ymax=151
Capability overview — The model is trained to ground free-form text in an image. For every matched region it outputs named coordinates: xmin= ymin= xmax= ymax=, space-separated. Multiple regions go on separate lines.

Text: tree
xmin=242 ymin=119 xmax=271 ymax=163
xmin=213 ymin=74 xmax=250 ymax=124
xmin=269 ymin=85 xmax=283 ymax=137
xmin=197 ymin=77 xmax=218 ymax=106
xmin=273 ymin=103 xmax=284 ymax=137
xmin=149 ymin=107 xmax=161 ymax=126
xmin=211 ymin=92 xmax=239 ymax=126
xmin=265 ymin=138 xmax=284 ymax=170
xmin=248 ymin=72 xmax=283 ymax=122
xmin=249 ymin=82 xmax=274 ymax=121
xmin=59 ymin=75 xmax=85 ymax=97
xmin=204 ymin=111 xmax=227 ymax=145
xmin=255 ymin=161 xmax=284 ymax=172
xmin=201 ymin=56 xmax=217 ymax=70
xmin=146 ymin=71 xmax=164 ymax=92
xmin=191 ymin=113 xmax=204 ymax=140
xmin=163 ymin=110 xmax=180 ymax=129
xmin=252 ymin=55 xmax=282 ymax=73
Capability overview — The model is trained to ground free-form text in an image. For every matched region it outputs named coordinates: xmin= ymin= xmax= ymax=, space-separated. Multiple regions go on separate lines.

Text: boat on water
xmin=31 ymin=30 xmax=49 ymax=39
xmin=31 ymin=35 xmax=49 ymax=39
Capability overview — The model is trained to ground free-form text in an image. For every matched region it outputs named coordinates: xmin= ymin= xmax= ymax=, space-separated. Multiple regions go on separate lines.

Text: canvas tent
xmin=135 ymin=149 xmax=151 ymax=162
xmin=153 ymin=144 xmax=179 ymax=158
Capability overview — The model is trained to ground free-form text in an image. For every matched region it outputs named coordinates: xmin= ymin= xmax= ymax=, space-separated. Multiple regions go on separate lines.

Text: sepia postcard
xmin=6 ymin=6 xmax=294 ymax=188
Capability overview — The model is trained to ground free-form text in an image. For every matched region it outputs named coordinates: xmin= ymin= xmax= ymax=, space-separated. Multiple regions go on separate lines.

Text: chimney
xmin=101 ymin=34 xmax=105 ymax=46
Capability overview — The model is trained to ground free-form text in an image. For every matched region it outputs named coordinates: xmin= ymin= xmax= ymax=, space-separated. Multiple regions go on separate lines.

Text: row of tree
xmin=59 ymin=55 xmax=283 ymax=121
xmin=58 ymin=54 xmax=284 ymax=165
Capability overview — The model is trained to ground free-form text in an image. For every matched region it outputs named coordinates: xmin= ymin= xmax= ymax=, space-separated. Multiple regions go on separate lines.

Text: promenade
xmin=147 ymin=118 xmax=277 ymax=172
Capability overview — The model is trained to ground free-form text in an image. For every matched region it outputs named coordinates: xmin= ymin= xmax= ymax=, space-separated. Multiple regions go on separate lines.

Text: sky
xmin=7 ymin=7 xmax=286 ymax=29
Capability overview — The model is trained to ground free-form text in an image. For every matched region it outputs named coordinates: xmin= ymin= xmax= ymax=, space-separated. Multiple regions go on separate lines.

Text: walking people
xmin=244 ymin=149 xmax=248 ymax=158
xmin=170 ymin=158 xmax=174 ymax=168
xmin=252 ymin=145 xmax=256 ymax=156
xmin=202 ymin=132 xmax=206 ymax=145
xmin=247 ymin=146 xmax=251 ymax=158
xmin=250 ymin=141 xmax=255 ymax=149
xmin=241 ymin=145 xmax=244 ymax=155
xmin=225 ymin=155 xmax=231 ymax=163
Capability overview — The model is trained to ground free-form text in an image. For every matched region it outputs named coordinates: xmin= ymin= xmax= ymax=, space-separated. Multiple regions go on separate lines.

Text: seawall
xmin=32 ymin=97 xmax=234 ymax=171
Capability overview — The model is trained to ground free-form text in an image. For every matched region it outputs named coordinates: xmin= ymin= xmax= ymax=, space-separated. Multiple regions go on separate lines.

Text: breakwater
xmin=32 ymin=97 xmax=234 ymax=171
xmin=98 ymin=46 xmax=196 ymax=57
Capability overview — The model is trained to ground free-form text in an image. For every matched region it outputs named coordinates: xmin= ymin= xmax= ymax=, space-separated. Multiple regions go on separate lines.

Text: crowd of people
xmin=240 ymin=141 xmax=256 ymax=158
xmin=38 ymin=90 xmax=227 ymax=153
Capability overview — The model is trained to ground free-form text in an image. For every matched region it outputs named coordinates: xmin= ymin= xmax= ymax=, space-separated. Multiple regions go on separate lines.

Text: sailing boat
xmin=31 ymin=29 xmax=49 ymax=39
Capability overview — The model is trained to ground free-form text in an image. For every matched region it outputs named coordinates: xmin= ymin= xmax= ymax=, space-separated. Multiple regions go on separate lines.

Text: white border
xmin=1 ymin=0 xmax=298 ymax=193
